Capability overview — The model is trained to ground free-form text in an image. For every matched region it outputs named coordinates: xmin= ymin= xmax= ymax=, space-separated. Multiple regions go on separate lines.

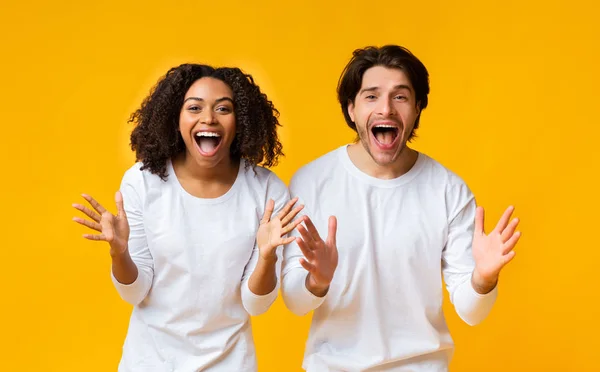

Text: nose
xmin=200 ymin=110 xmax=216 ymax=125
xmin=376 ymin=97 xmax=395 ymax=117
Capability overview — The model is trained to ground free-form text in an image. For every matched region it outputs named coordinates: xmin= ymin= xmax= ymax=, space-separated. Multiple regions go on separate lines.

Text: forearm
xmin=452 ymin=273 xmax=498 ymax=326
xmin=247 ymin=255 xmax=278 ymax=295
xmin=281 ymin=268 xmax=326 ymax=316
xmin=110 ymin=248 xmax=153 ymax=306
xmin=111 ymin=249 xmax=138 ymax=285
xmin=242 ymin=254 xmax=279 ymax=316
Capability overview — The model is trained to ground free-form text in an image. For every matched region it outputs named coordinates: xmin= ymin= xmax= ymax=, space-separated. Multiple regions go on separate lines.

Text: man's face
xmin=348 ymin=66 xmax=420 ymax=166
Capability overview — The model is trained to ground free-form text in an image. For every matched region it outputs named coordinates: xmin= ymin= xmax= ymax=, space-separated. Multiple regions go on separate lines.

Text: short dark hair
xmin=129 ymin=64 xmax=283 ymax=180
xmin=337 ymin=45 xmax=430 ymax=141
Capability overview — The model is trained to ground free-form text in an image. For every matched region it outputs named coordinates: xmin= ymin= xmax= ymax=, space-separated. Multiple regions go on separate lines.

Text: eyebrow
xmin=359 ymin=84 xmax=413 ymax=95
xmin=183 ymin=97 xmax=234 ymax=104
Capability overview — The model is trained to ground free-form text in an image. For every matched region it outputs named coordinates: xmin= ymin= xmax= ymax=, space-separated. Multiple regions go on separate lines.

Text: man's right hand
xmin=296 ymin=216 xmax=338 ymax=297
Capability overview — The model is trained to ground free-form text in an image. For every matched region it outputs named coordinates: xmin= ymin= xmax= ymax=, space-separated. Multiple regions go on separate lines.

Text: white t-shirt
xmin=112 ymin=159 xmax=288 ymax=372
xmin=282 ymin=146 xmax=498 ymax=372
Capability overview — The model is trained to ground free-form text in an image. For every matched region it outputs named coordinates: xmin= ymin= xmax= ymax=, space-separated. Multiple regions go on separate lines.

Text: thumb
xmin=260 ymin=199 xmax=275 ymax=224
xmin=115 ymin=191 xmax=127 ymax=220
xmin=474 ymin=206 xmax=485 ymax=236
xmin=326 ymin=216 xmax=337 ymax=247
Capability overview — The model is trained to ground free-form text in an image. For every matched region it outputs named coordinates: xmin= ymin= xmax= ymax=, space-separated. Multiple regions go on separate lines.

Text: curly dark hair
xmin=129 ymin=63 xmax=284 ymax=180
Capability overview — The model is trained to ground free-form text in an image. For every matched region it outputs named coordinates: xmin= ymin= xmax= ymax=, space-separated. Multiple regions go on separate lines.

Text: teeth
xmin=195 ymin=132 xmax=221 ymax=137
xmin=374 ymin=125 xmax=396 ymax=129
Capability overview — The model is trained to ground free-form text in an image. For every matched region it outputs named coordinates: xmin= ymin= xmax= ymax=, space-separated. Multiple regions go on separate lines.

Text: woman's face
xmin=179 ymin=77 xmax=236 ymax=168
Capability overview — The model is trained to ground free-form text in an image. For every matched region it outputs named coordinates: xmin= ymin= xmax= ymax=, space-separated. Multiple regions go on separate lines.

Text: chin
xmin=193 ymin=152 xmax=227 ymax=168
xmin=370 ymin=146 xmax=405 ymax=165
xmin=372 ymin=155 xmax=398 ymax=166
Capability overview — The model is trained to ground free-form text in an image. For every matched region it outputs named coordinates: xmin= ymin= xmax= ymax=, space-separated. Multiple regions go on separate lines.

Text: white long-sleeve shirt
xmin=282 ymin=146 xmax=498 ymax=372
xmin=112 ymin=159 xmax=288 ymax=372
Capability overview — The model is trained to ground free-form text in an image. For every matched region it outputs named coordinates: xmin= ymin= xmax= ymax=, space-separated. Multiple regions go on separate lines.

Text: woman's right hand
xmin=72 ymin=191 xmax=130 ymax=257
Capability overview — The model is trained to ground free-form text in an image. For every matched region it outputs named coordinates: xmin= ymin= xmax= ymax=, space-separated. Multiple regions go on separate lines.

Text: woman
xmin=72 ymin=64 xmax=303 ymax=371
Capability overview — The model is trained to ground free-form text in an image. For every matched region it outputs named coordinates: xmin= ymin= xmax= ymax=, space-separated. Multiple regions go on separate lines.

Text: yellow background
xmin=1 ymin=0 xmax=598 ymax=370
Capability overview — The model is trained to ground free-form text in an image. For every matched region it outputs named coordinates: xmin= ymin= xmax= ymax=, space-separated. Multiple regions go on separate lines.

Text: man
xmin=281 ymin=45 xmax=521 ymax=371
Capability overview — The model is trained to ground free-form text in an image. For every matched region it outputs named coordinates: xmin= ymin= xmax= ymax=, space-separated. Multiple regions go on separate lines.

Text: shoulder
xmin=290 ymin=147 xmax=342 ymax=187
xmin=417 ymin=152 xmax=470 ymax=188
xmin=241 ymin=162 xmax=288 ymax=199
xmin=120 ymin=161 xmax=168 ymax=199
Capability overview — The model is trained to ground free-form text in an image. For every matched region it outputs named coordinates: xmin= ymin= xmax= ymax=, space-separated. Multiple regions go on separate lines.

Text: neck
xmin=347 ymin=142 xmax=418 ymax=180
xmin=173 ymin=151 xmax=239 ymax=183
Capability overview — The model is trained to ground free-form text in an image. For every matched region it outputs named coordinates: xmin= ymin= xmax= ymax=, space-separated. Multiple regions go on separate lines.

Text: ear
xmin=347 ymin=99 xmax=355 ymax=122
xmin=415 ymin=101 xmax=421 ymax=116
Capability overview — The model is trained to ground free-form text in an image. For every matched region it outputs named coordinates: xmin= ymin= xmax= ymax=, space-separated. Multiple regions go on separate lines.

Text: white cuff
xmin=241 ymin=279 xmax=278 ymax=316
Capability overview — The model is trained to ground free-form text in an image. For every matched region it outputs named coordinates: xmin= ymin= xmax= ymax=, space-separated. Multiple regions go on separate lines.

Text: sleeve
xmin=442 ymin=183 xmax=498 ymax=326
xmin=240 ymin=172 xmax=288 ymax=316
xmin=110 ymin=167 xmax=154 ymax=306
xmin=280 ymin=173 xmax=326 ymax=316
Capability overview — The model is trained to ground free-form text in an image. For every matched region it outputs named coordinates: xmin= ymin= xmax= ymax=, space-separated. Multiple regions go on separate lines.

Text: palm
xmin=307 ymin=237 xmax=338 ymax=286
xmin=473 ymin=230 xmax=508 ymax=279
xmin=296 ymin=216 xmax=338 ymax=288
xmin=257 ymin=217 xmax=285 ymax=254
xmin=473 ymin=206 xmax=521 ymax=281
xmin=102 ymin=211 xmax=130 ymax=255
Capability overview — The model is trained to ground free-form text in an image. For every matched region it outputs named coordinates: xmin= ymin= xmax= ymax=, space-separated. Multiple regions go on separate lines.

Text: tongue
xmin=198 ymin=137 xmax=219 ymax=153
xmin=375 ymin=131 xmax=395 ymax=145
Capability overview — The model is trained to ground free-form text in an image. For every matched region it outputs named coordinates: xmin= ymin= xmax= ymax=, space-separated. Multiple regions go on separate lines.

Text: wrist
xmin=306 ymin=274 xmax=330 ymax=297
xmin=110 ymin=245 xmax=130 ymax=261
xmin=472 ymin=269 xmax=498 ymax=294
xmin=258 ymin=243 xmax=278 ymax=261
xmin=258 ymin=250 xmax=278 ymax=264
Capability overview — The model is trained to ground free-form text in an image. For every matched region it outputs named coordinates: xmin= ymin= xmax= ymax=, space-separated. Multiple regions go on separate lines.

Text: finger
xmin=326 ymin=216 xmax=337 ymax=247
xmin=304 ymin=217 xmax=323 ymax=242
xmin=502 ymin=250 xmax=516 ymax=266
xmin=300 ymin=258 xmax=316 ymax=273
xmin=494 ymin=206 xmax=515 ymax=233
xmin=296 ymin=237 xmax=315 ymax=260
xmin=297 ymin=224 xmax=316 ymax=247
xmin=276 ymin=197 xmax=299 ymax=220
xmin=281 ymin=204 xmax=304 ymax=226
xmin=503 ymin=231 xmax=522 ymax=254
xmin=72 ymin=217 xmax=102 ymax=232
xmin=280 ymin=236 xmax=296 ymax=245
xmin=281 ymin=215 xmax=306 ymax=236
xmin=83 ymin=233 xmax=107 ymax=241
xmin=500 ymin=218 xmax=520 ymax=243
xmin=72 ymin=203 xmax=101 ymax=223
xmin=81 ymin=194 xmax=108 ymax=215
xmin=474 ymin=206 xmax=484 ymax=235
xmin=260 ymin=199 xmax=275 ymax=224
xmin=115 ymin=191 xmax=127 ymax=220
